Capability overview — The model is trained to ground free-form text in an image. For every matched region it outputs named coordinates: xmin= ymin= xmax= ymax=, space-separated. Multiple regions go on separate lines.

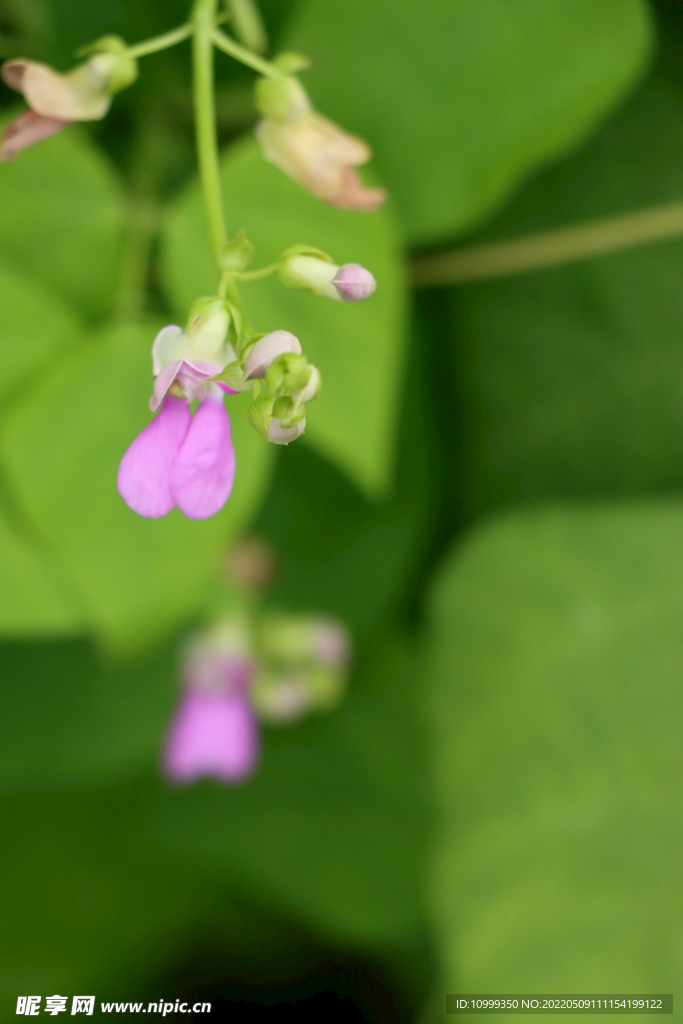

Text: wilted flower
xmin=164 ymin=621 xmax=259 ymax=784
xmin=254 ymin=75 xmax=386 ymax=211
xmin=117 ymin=302 xmax=238 ymax=520
xmin=0 ymin=42 xmax=137 ymax=160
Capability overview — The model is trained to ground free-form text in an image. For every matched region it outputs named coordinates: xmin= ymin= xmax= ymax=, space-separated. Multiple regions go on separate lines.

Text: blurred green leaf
xmin=0 ymin=258 xmax=82 ymax=403
xmin=161 ymin=138 xmax=407 ymax=498
xmin=0 ymin=638 xmax=175 ymax=787
xmin=0 ymin=320 xmax=274 ymax=650
xmin=427 ymin=502 xmax=683 ymax=1001
xmin=286 ymin=0 xmax=653 ymax=244
xmin=0 ymin=515 xmax=78 ymax=636
xmin=0 ymin=782 xmax=243 ymax=1010
xmin=0 ymin=260 xmax=83 ymax=635
xmin=0 ymin=123 xmax=125 ymax=318
xmin=129 ymin=629 xmax=429 ymax=946
xmin=454 ymin=77 xmax=683 ymax=520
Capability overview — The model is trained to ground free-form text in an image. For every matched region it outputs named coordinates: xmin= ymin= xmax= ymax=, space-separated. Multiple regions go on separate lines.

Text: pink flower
xmin=117 ymin=389 xmax=235 ymax=520
xmin=255 ymin=76 xmax=386 ymax=211
xmin=164 ymin=646 xmax=258 ymax=785
xmin=118 ymin=316 xmax=239 ymax=520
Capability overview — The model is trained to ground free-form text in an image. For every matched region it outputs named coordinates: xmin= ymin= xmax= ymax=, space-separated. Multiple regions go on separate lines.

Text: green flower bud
xmin=185 ymin=296 xmax=230 ymax=347
xmin=219 ymin=229 xmax=255 ymax=272
xmin=265 ymin=352 xmax=312 ymax=395
xmin=278 ymin=252 xmax=341 ymax=300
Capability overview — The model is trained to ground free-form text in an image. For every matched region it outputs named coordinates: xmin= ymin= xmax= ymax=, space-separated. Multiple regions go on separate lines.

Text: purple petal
xmin=117 ymin=396 xmax=190 ymax=518
xmin=163 ymin=689 xmax=259 ymax=784
xmin=170 ymin=390 xmax=235 ymax=520
xmin=0 ymin=109 xmax=69 ymax=162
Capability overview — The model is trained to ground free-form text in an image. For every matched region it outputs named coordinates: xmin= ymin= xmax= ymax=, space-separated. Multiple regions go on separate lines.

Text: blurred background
xmin=0 ymin=0 xmax=682 ymax=1019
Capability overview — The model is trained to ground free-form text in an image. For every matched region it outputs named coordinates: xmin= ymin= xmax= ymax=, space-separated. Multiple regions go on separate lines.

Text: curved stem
xmin=235 ymin=263 xmax=278 ymax=281
xmin=411 ymin=200 xmax=683 ymax=286
xmin=193 ymin=0 xmax=227 ymax=269
xmin=212 ymin=26 xmax=278 ymax=77
xmin=127 ymin=23 xmax=192 ymax=59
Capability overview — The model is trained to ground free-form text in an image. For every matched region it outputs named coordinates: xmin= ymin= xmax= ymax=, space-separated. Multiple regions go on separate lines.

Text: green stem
xmin=193 ymin=0 xmax=228 ymax=269
xmin=411 ymin=200 xmax=683 ymax=286
xmin=127 ymin=22 xmax=192 ymax=59
xmin=212 ymin=26 xmax=278 ymax=77
xmin=235 ymin=263 xmax=278 ymax=281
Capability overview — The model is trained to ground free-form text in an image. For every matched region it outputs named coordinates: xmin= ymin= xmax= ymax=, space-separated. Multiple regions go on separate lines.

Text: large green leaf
xmin=0 ymin=320 xmax=274 ymax=650
xmin=454 ymin=77 xmax=683 ymax=520
xmin=161 ymin=139 xmax=406 ymax=497
xmin=0 ymin=259 xmax=81 ymax=404
xmin=0 ymin=260 xmax=83 ymax=635
xmin=285 ymin=0 xmax=652 ymax=244
xmin=0 ymin=123 xmax=125 ymax=318
xmin=0 ymin=638 xmax=175 ymax=787
xmin=427 ymin=502 xmax=683 ymax=1004
xmin=0 ymin=783 xmax=250 ymax=1013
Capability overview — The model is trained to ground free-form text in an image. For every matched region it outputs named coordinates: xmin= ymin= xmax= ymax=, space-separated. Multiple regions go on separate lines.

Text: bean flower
xmin=0 ymin=42 xmax=137 ymax=160
xmin=254 ymin=74 xmax=386 ymax=211
xmin=164 ymin=620 xmax=259 ymax=784
xmin=117 ymin=302 xmax=239 ymax=520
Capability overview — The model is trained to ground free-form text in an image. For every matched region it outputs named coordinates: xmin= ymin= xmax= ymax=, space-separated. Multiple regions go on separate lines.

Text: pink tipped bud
xmin=243 ymin=330 xmax=301 ymax=381
xmin=331 ymin=263 xmax=377 ymax=302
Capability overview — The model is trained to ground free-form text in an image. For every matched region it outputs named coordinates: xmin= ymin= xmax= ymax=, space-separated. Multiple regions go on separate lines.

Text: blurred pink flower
xmin=164 ymin=654 xmax=258 ymax=784
xmin=0 ymin=51 xmax=136 ymax=160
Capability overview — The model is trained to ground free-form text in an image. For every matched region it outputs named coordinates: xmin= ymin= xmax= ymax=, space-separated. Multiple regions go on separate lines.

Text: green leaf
xmin=0 ymin=260 xmax=84 ymax=636
xmin=453 ymin=77 xmax=683 ymax=520
xmin=286 ymin=0 xmax=653 ymax=243
xmin=161 ymin=138 xmax=407 ymax=498
xmin=427 ymin=502 xmax=683 ymax=998
xmin=0 ymin=783 xmax=251 ymax=1007
xmin=0 ymin=259 xmax=82 ymax=404
xmin=0 ymin=320 xmax=274 ymax=651
xmin=0 ymin=122 xmax=125 ymax=318
xmin=0 ymin=638 xmax=175 ymax=787
xmin=0 ymin=514 xmax=79 ymax=637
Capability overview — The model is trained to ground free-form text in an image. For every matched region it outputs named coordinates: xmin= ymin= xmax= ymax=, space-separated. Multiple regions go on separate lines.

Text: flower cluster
xmin=164 ymin=610 xmax=351 ymax=784
xmin=117 ymin=246 xmax=377 ymax=520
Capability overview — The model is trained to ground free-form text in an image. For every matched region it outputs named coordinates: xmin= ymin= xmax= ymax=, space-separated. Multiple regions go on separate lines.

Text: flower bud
xmin=331 ymin=263 xmax=377 ymax=302
xmin=281 ymin=257 xmax=338 ymax=299
xmin=243 ymin=330 xmax=301 ymax=381
xmin=184 ymin=297 xmax=232 ymax=363
xmin=269 ymin=416 xmax=306 ymax=445
xmin=218 ymin=229 xmax=255 ymax=272
xmin=251 ymin=665 xmax=346 ymax=722
xmin=258 ymin=614 xmax=351 ymax=668
xmin=265 ymin=352 xmax=313 ymax=396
